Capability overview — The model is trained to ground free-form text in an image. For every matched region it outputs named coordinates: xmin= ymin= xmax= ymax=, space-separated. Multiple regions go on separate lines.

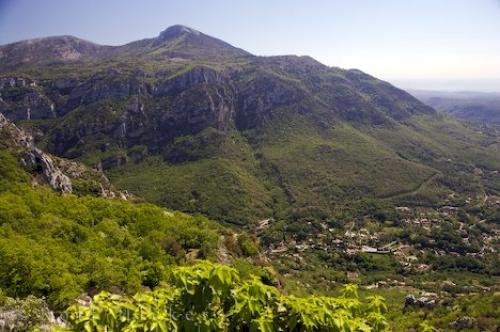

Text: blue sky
xmin=1 ymin=0 xmax=500 ymax=91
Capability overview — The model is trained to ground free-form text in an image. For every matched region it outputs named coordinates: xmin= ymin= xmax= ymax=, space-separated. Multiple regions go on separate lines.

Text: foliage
xmin=372 ymin=287 xmax=500 ymax=331
xmin=237 ymin=233 xmax=259 ymax=257
xmin=0 ymin=155 xmax=220 ymax=309
xmin=62 ymin=261 xmax=389 ymax=331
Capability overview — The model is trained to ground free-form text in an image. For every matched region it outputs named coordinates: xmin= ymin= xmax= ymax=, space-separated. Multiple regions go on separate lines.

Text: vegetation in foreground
xmin=61 ymin=262 xmax=390 ymax=331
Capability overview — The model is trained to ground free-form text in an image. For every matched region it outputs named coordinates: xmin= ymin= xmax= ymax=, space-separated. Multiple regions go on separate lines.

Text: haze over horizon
xmin=1 ymin=0 xmax=500 ymax=92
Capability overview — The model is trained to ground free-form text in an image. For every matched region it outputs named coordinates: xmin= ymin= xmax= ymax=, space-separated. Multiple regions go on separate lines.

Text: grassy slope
xmin=369 ymin=115 xmax=500 ymax=170
xmin=256 ymin=112 xmax=435 ymax=212
xmin=106 ymin=110 xmax=500 ymax=224
xmin=108 ymin=128 xmax=281 ymax=226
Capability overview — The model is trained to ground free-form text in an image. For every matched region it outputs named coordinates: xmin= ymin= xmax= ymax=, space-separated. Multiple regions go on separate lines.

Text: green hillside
xmin=0 ymin=149 xmax=223 ymax=309
xmin=2 ymin=27 xmax=499 ymax=225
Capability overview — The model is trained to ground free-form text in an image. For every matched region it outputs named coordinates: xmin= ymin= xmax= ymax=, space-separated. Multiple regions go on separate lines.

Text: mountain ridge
xmin=0 ymin=25 xmax=251 ymax=69
xmin=0 ymin=25 xmax=498 ymax=226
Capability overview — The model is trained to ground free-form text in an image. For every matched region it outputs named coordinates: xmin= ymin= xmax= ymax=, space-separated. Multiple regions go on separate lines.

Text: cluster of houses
xmin=258 ymin=201 xmax=498 ymax=273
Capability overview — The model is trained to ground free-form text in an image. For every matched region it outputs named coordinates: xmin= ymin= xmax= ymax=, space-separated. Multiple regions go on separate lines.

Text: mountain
xmin=1 ymin=25 xmax=499 ymax=331
xmin=0 ymin=35 xmax=105 ymax=68
xmin=0 ymin=25 xmax=499 ymax=226
xmin=410 ymin=90 xmax=500 ymax=124
xmin=0 ymin=25 xmax=250 ymax=70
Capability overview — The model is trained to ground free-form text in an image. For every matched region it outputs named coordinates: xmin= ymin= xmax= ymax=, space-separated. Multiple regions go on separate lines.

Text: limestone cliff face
xmin=0 ymin=66 xmax=237 ymax=161
xmin=0 ymin=56 xmax=434 ymax=165
xmin=22 ymin=148 xmax=73 ymax=193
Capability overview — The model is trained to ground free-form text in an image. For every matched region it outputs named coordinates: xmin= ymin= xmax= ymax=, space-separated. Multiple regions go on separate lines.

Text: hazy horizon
xmin=1 ymin=0 xmax=500 ymax=92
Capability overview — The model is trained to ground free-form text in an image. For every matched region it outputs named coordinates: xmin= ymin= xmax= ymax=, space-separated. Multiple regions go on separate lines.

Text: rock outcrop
xmin=22 ymin=148 xmax=73 ymax=194
xmin=451 ymin=316 xmax=475 ymax=330
xmin=404 ymin=294 xmax=437 ymax=310
xmin=0 ymin=112 xmax=33 ymax=147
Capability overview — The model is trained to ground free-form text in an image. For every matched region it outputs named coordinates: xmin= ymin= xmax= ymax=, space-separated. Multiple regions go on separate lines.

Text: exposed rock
xmin=0 ymin=35 xmax=105 ymax=69
xmin=65 ymin=72 xmax=145 ymax=109
xmin=75 ymin=294 xmax=92 ymax=307
xmin=0 ymin=112 xmax=33 ymax=147
xmin=150 ymin=25 xmax=250 ymax=59
xmin=235 ymin=73 xmax=305 ymax=130
xmin=0 ymin=296 xmax=53 ymax=332
xmin=404 ymin=294 xmax=436 ymax=309
xmin=451 ymin=316 xmax=475 ymax=330
xmin=23 ymin=148 xmax=73 ymax=194
xmin=158 ymin=24 xmax=201 ymax=41
xmin=404 ymin=294 xmax=416 ymax=307
xmin=2 ymin=112 xmax=72 ymax=193
xmin=2 ymin=112 xmax=131 ymax=198
xmin=0 ymin=112 xmax=7 ymax=125
xmin=52 ymin=77 xmax=79 ymax=94
xmin=155 ymin=66 xmax=225 ymax=96
xmin=0 ymin=81 xmax=56 ymax=121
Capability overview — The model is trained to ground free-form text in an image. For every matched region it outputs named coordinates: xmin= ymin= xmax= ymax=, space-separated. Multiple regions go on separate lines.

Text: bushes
xmin=425 ymin=254 xmax=487 ymax=274
xmin=62 ymin=261 xmax=389 ymax=331
xmin=0 ymin=150 xmax=30 ymax=190
xmin=0 ymin=183 xmax=220 ymax=309
xmin=237 ymin=233 xmax=259 ymax=257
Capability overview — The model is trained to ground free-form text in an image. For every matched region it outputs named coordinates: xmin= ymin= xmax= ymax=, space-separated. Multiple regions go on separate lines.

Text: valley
xmin=410 ymin=90 xmax=500 ymax=125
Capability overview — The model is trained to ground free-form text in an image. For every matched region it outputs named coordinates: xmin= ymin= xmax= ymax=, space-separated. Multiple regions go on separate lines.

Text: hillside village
xmin=257 ymin=193 xmax=499 ymax=288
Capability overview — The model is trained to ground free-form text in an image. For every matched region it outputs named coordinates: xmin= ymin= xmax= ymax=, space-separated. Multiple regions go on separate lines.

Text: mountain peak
xmin=158 ymin=25 xmax=201 ymax=40
xmin=149 ymin=24 xmax=250 ymax=59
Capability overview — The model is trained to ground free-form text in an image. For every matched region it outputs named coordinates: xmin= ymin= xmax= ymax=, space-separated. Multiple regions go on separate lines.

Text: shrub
xmin=61 ymin=261 xmax=389 ymax=331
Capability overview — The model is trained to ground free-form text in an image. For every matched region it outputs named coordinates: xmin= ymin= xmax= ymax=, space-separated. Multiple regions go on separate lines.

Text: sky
xmin=1 ymin=0 xmax=500 ymax=91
